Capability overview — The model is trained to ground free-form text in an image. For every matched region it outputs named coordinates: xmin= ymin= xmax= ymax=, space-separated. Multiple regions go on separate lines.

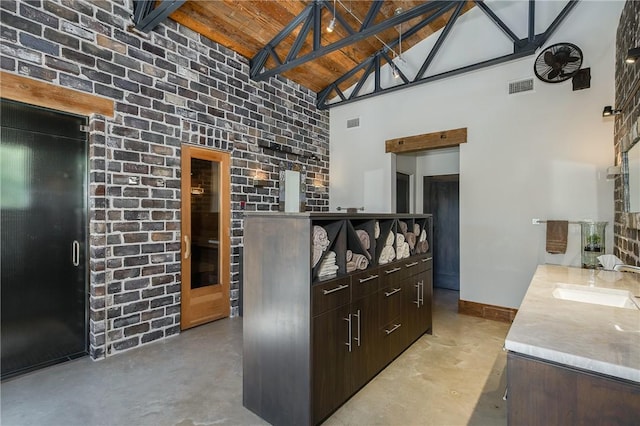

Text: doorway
xmin=396 ymin=172 xmax=410 ymax=213
xmin=180 ymin=145 xmax=230 ymax=329
xmin=423 ymin=174 xmax=459 ymax=290
xmin=1 ymin=99 xmax=88 ymax=379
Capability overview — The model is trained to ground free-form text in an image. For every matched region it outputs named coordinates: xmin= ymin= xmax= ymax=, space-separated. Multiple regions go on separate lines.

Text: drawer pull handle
xmin=353 ymin=309 xmax=361 ymax=347
xmin=344 ymin=314 xmax=352 ymax=352
xmin=385 ymin=323 xmax=401 ymax=335
xmin=384 ymin=287 xmax=401 ymax=297
xmin=405 ymin=261 xmax=419 ymax=268
xmin=424 ymin=257 xmax=433 ymax=261
xmin=323 ymin=284 xmax=349 ymax=295
xmin=359 ymin=274 xmax=379 ymax=283
xmin=384 ymin=267 xmax=401 ymax=274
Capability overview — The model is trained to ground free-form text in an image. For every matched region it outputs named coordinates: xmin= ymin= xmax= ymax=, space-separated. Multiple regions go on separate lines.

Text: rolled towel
xmin=413 ymin=223 xmax=420 ymax=236
xmin=313 ymin=246 xmax=323 ymax=267
xmin=374 ymin=221 xmax=380 ymax=239
xmin=417 ymin=240 xmax=429 ymax=253
xmin=379 ymin=245 xmax=395 ymax=264
xmin=405 ymin=232 xmax=416 ymax=251
xmin=385 ymin=231 xmax=394 ymax=247
xmin=346 ymin=261 xmax=357 ymax=273
xmin=352 ymin=253 xmax=369 ymax=270
xmin=346 ymin=249 xmax=353 ymax=262
xmin=398 ymin=221 xmax=408 ymax=234
xmin=396 ymin=232 xmax=405 ymax=246
xmin=402 ymin=242 xmax=410 ymax=259
xmin=313 ymin=225 xmax=330 ymax=251
xmin=419 ymin=229 xmax=427 ymax=242
xmin=356 ymin=229 xmax=370 ymax=250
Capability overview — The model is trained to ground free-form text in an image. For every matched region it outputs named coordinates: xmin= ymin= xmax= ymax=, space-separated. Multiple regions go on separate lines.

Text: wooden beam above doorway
xmin=385 ymin=127 xmax=467 ymax=154
xmin=0 ymin=71 xmax=114 ymax=118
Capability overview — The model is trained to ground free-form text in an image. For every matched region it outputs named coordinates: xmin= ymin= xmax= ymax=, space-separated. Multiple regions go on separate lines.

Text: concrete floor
xmin=0 ymin=288 xmax=510 ymax=425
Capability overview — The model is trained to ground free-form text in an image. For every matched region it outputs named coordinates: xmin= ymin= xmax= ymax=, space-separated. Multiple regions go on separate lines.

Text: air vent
xmin=509 ymin=78 xmax=534 ymax=94
xmin=346 ymin=117 xmax=360 ymax=129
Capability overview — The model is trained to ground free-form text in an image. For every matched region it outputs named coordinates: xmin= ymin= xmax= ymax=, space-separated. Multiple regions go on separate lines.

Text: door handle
xmin=353 ymin=309 xmax=361 ymax=347
xmin=384 ymin=287 xmax=402 ymax=297
xmin=184 ymin=235 xmax=191 ymax=259
xmin=344 ymin=314 xmax=352 ymax=352
xmin=414 ymin=283 xmax=420 ymax=306
xmin=385 ymin=323 xmax=401 ymax=335
xmin=72 ymin=240 xmax=80 ymax=266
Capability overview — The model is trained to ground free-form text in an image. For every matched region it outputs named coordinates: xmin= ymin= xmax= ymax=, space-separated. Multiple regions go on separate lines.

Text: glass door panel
xmin=191 ymin=158 xmax=220 ymax=289
xmin=1 ymin=99 xmax=87 ymax=379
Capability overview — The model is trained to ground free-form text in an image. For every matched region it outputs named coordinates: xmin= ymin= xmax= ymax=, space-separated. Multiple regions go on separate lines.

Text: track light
xmin=326 ymin=17 xmax=335 ymax=33
xmin=392 ymin=64 xmax=400 ymax=79
xmin=602 ymin=105 xmax=622 ymax=117
xmin=327 ymin=0 xmax=336 ymax=32
xmin=626 ymin=47 xmax=640 ymax=64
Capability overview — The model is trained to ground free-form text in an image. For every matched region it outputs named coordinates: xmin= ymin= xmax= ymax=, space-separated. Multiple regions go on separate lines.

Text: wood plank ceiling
xmin=169 ymin=1 xmax=476 ymax=94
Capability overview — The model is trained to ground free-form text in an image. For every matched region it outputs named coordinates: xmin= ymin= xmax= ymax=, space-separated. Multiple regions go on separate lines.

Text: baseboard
xmin=458 ymin=299 xmax=517 ymax=323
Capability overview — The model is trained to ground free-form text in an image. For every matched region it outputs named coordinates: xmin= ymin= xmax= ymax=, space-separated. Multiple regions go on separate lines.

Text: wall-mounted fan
xmin=534 ymin=42 xmax=583 ymax=83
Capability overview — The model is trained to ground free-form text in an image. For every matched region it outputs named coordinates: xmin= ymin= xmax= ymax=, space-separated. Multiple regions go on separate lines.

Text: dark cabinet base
xmin=507 ymin=352 xmax=640 ymax=425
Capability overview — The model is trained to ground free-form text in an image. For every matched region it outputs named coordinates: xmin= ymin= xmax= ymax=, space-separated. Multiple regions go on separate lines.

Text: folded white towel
xmin=374 ymin=221 xmax=380 ymax=239
xmin=597 ymin=254 xmax=624 ymax=270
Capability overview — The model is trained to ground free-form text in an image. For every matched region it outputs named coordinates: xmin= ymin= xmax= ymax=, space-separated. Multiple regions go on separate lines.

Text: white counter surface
xmin=504 ymin=264 xmax=640 ymax=383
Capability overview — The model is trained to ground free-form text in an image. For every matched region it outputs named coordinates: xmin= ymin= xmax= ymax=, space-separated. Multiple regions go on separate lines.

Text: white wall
xmin=329 ymin=1 xmax=623 ymax=308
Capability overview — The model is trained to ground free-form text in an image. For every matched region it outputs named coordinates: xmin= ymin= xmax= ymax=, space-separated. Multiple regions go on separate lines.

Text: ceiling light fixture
xmin=626 ymin=47 xmax=640 ymax=64
xmin=602 ymin=105 xmax=622 ymax=117
xmin=392 ymin=64 xmax=400 ymax=79
xmin=327 ymin=0 xmax=336 ymax=32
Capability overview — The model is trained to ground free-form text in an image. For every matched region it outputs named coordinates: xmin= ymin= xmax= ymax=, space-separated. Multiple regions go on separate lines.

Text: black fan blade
xmin=548 ymin=69 xmax=560 ymax=80
xmin=544 ymin=51 xmax=558 ymax=67
xmin=566 ymin=56 xmax=580 ymax=62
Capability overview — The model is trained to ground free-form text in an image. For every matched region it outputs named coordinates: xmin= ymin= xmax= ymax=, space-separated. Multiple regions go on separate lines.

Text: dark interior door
xmin=423 ymin=175 xmax=459 ymax=290
xmin=1 ymin=99 xmax=88 ymax=379
xmin=396 ymin=172 xmax=410 ymax=213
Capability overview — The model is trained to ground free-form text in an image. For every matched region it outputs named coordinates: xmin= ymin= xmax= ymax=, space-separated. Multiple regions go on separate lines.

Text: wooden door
xmin=423 ymin=175 xmax=459 ymax=290
xmin=350 ymin=294 xmax=380 ymax=391
xmin=181 ymin=145 xmax=230 ymax=329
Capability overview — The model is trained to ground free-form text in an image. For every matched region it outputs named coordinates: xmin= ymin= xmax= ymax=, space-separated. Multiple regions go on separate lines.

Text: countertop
xmin=504 ymin=264 xmax=640 ymax=383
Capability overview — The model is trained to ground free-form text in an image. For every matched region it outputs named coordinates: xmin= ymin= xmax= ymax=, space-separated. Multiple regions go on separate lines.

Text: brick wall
xmin=0 ymin=0 xmax=330 ymax=359
xmin=613 ymin=0 xmax=640 ymax=266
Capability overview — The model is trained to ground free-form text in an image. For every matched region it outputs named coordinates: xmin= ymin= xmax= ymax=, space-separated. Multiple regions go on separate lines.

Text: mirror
xmin=623 ymin=136 xmax=640 ymax=213
xmin=626 ymin=140 xmax=640 ymax=213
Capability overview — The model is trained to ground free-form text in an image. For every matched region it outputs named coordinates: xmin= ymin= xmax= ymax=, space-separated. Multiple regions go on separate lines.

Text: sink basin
xmin=552 ymin=284 xmax=639 ymax=310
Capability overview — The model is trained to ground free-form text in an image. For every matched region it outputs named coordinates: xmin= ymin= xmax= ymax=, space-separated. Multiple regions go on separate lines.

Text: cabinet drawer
xmin=312 ymin=277 xmax=351 ymax=316
xmin=351 ymin=269 xmax=380 ymax=300
xmin=400 ymin=258 xmax=422 ymax=277
xmin=418 ymin=255 xmax=433 ymax=273
xmin=379 ymin=262 xmax=404 ymax=289
xmin=378 ymin=284 xmax=403 ymax=326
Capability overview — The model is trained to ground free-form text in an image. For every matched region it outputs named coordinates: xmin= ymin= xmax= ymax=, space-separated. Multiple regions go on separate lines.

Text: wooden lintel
xmin=385 ymin=127 xmax=467 ymax=154
xmin=0 ymin=71 xmax=114 ymax=118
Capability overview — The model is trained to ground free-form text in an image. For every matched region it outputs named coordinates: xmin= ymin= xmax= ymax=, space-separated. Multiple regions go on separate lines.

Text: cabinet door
xmin=313 ymin=304 xmax=352 ymax=424
xmin=403 ymin=274 xmax=422 ymax=345
xmin=421 ymin=267 xmax=433 ymax=334
xmin=350 ymin=294 xmax=381 ymax=391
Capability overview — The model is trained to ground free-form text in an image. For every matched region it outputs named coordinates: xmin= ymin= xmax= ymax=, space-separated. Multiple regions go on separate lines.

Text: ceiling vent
xmin=509 ymin=78 xmax=534 ymax=95
xmin=346 ymin=117 xmax=360 ymax=129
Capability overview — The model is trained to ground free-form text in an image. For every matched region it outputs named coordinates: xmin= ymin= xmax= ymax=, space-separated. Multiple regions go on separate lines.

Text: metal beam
xmin=251 ymin=1 xmax=457 ymax=82
xmin=473 ymin=1 xmax=521 ymax=45
xmin=132 ymin=0 xmax=185 ymax=33
xmin=415 ymin=1 xmax=465 ymax=80
xmin=361 ymin=1 xmax=384 ymax=31
xmin=317 ymin=0 xmax=580 ymax=109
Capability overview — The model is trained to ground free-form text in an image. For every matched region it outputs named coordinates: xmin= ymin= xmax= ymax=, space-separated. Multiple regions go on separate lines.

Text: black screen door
xmin=396 ymin=172 xmax=410 ymax=213
xmin=1 ymin=99 xmax=88 ymax=379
